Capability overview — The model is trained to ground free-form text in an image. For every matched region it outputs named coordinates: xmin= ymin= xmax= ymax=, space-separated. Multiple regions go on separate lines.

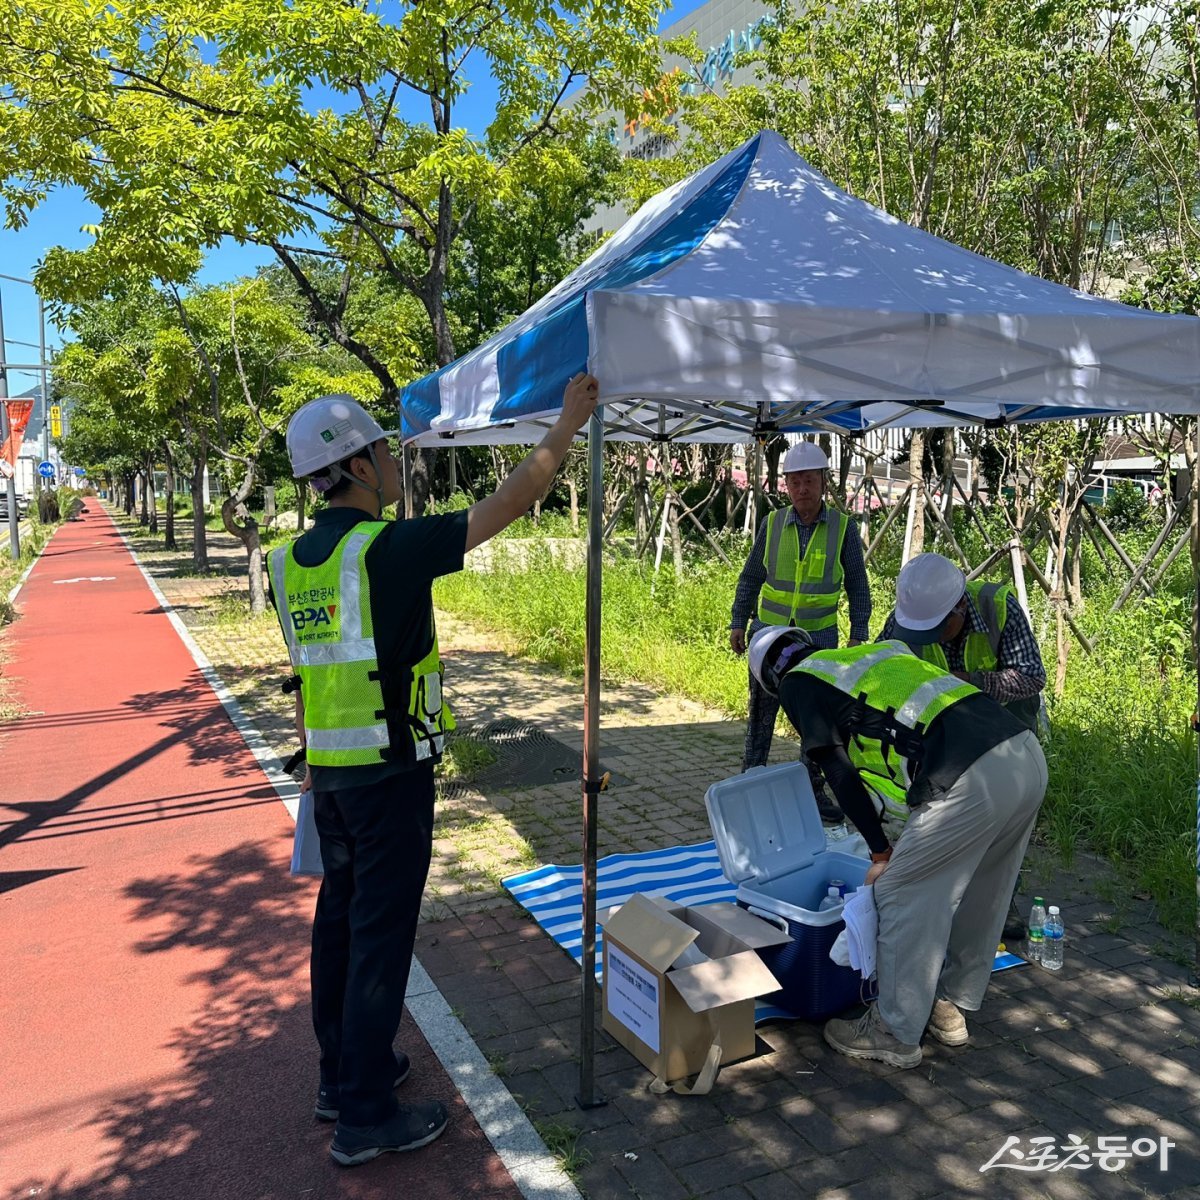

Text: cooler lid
xmin=704 ymin=762 xmax=827 ymax=885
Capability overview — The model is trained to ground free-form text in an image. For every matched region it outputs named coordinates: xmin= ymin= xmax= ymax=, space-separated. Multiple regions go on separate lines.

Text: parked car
xmin=0 ymin=491 xmax=30 ymax=519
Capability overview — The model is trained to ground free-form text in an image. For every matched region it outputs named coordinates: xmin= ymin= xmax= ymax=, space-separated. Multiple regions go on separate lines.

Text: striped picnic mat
xmin=502 ymin=839 xmax=1027 ymax=1007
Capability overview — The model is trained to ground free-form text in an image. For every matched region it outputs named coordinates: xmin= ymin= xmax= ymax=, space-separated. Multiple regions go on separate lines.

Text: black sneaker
xmin=315 ymin=1051 xmax=411 ymax=1122
xmin=330 ymin=1101 xmax=449 ymax=1166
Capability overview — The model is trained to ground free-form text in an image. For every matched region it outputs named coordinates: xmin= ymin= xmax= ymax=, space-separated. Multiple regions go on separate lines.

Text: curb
xmin=110 ymin=508 xmax=582 ymax=1200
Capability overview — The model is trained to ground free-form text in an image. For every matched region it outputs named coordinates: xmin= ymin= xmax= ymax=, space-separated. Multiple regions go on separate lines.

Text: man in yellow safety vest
xmin=748 ymin=626 xmax=1046 ymax=1070
xmin=730 ymin=441 xmax=871 ymax=817
xmin=879 ymin=552 xmax=1046 ymax=940
xmin=269 ymin=375 xmax=598 ymax=1166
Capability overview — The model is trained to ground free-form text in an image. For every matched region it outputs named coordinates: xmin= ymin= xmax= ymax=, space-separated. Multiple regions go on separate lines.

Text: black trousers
xmin=311 ymin=762 xmax=435 ymax=1126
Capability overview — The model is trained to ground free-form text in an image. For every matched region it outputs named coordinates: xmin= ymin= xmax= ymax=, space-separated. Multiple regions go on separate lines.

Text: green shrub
xmin=1101 ymin=480 xmax=1150 ymax=532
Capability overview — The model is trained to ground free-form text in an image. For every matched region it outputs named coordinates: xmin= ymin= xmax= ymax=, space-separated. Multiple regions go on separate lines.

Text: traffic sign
xmin=74 ymin=466 xmax=86 ymax=477
xmin=50 ymin=405 xmax=63 ymax=438
xmin=37 ymin=461 xmax=55 ymax=479
xmin=0 ymin=460 xmax=13 ymax=479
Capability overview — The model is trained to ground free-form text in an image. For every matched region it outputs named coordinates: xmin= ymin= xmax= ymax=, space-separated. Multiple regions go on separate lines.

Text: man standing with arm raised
xmin=269 ymin=374 xmax=599 ymax=1166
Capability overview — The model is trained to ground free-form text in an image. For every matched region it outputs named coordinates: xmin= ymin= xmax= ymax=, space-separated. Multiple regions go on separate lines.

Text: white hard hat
xmin=893 ymin=553 xmax=966 ymax=645
xmin=748 ymin=625 xmax=815 ymax=695
xmin=781 ymin=441 xmax=829 ymax=474
xmin=285 ymin=394 xmax=397 ymax=478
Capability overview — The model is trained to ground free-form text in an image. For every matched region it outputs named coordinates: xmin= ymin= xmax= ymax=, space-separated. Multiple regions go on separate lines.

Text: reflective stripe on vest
xmin=269 ymin=525 xmax=453 ymax=768
xmin=917 ymin=581 xmax=1008 ymax=675
xmin=757 ymin=507 xmax=848 ymax=631
xmin=790 ymin=641 xmax=978 ymax=804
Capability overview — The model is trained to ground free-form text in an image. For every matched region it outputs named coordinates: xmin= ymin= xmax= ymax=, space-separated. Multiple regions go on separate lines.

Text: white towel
xmin=833 ymin=884 xmax=877 ymax=980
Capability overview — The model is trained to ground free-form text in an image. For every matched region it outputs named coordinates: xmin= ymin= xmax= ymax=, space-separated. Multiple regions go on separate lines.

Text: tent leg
xmin=578 ymin=409 xmax=607 ymax=1109
xmin=1193 ymin=566 xmax=1200 ymax=989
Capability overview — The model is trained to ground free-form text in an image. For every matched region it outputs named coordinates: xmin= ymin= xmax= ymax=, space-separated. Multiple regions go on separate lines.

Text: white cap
xmin=781 ymin=441 xmax=829 ymax=474
xmin=285 ymin=395 xmax=397 ymax=477
xmin=1048 ymin=906 xmax=1060 ymax=914
xmin=748 ymin=625 xmax=814 ymax=693
xmin=892 ymin=553 xmax=966 ymax=646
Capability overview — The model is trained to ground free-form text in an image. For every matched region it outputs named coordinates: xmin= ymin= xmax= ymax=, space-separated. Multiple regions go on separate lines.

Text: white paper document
xmin=606 ymin=945 xmax=660 ymax=1053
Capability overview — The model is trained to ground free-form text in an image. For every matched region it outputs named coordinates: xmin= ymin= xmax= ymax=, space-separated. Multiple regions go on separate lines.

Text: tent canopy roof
xmin=401 ymin=131 xmax=1200 ymax=446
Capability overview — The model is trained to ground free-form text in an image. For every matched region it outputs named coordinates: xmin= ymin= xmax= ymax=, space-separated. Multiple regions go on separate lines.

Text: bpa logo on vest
xmin=291 ymin=604 xmax=338 ymax=633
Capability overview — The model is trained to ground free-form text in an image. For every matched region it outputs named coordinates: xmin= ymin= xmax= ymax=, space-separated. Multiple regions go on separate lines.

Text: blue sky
xmin=0 ymin=0 xmax=709 ymax=397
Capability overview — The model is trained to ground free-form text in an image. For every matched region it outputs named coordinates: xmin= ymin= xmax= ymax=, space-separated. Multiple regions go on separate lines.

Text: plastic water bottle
xmin=1042 ymin=906 xmax=1064 ymax=971
xmin=818 ymin=886 xmax=843 ymax=913
xmin=1027 ymin=897 xmax=1046 ymax=963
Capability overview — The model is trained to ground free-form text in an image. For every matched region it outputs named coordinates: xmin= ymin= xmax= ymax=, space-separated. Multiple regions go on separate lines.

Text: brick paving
xmin=112 ymin=507 xmax=1200 ymax=1198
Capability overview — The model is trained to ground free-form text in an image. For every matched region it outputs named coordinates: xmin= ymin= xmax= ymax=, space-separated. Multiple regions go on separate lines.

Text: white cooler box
xmin=705 ymin=762 xmax=876 ymax=1020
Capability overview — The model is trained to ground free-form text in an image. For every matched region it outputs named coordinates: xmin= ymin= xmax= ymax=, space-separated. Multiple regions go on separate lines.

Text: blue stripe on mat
xmin=502 ymin=840 xmax=1026 ymax=1016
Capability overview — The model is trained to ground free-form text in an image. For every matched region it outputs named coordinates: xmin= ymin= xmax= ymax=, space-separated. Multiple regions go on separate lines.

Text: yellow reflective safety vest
xmin=913 ymin=581 xmax=1039 ymax=733
xmin=916 ymin=581 xmax=1008 ymax=674
xmin=268 ymin=522 xmax=453 ymax=768
xmin=787 ymin=641 xmax=978 ymax=812
xmin=757 ymin=506 xmax=848 ymax=632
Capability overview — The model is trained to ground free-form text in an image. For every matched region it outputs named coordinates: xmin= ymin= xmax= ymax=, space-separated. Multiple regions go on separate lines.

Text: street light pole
xmin=0 ymin=290 xmax=20 ymax=559
xmin=39 ymin=295 xmax=49 ymax=468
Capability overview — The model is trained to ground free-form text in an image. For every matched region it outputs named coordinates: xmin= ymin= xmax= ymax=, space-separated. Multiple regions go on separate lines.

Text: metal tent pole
xmin=1193 ymin=563 xmax=1200 ymax=988
xmin=577 ymin=407 xmax=606 ymax=1109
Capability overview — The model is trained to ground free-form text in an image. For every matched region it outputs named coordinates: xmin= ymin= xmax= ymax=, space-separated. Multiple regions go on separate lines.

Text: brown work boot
xmin=823 ymin=1005 xmax=922 ymax=1068
xmin=927 ymin=999 xmax=969 ymax=1046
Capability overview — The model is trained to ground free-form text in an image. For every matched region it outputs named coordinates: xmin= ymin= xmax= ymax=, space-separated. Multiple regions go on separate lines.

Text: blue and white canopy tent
xmin=400 ymin=130 xmax=1200 ymax=1102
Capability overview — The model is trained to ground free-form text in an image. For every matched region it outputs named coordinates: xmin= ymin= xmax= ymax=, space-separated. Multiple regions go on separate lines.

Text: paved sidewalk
xmin=115 ymin=509 xmax=1200 ymax=1199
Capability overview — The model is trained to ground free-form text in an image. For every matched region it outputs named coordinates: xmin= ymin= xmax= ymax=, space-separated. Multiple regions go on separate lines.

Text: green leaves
xmin=1 ymin=0 xmax=666 ymax=376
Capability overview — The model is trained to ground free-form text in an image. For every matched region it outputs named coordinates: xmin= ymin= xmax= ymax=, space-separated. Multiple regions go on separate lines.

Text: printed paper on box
xmin=606 ymin=943 xmax=660 ymax=1053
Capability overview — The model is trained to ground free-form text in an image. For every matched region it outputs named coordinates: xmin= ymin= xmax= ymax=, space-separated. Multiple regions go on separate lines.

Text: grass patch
xmin=533 ymin=1119 xmax=592 ymax=1180
xmin=437 ymin=735 xmax=499 ymax=782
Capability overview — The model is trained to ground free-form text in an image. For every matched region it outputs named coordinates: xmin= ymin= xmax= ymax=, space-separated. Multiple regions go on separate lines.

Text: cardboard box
xmin=600 ymin=894 xmax=790 ymax=1086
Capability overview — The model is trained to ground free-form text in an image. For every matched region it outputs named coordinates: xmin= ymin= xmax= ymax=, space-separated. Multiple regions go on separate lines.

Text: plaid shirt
xmin=879 ymin=588 xmax=1046 ymax=704
xmin=731 ymin=503 xmax=872 ymax=644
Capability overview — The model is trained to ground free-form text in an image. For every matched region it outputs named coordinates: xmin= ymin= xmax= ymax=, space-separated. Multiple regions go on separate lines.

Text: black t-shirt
xmin=778 ymin=669 xmax=1024 ymax=815
xmin=272 ymin=504 xmax=469 ymax=790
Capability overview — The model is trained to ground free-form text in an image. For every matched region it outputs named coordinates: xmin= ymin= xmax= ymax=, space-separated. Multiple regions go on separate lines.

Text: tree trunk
xmin=568 ymin=477 xmax=579 ymax=532
xmin=297 ymin=479 xmax=306 ymax=533
xmin=1052 ymin=495 xmax=1072 ymax=697
xmin=222 ymin=473 xmax=267 ymax=616
xmin=940 ymin=434 xmax=955 ymax=523
xmin=904 ymin=433 xmax=926 ymax=559
xmin=162 ymin=442 xmax=177 ymax=550
xmin=837 ymin=438 xmax=853 ymax=503
xmin=139 ymin=472 xmax=149 ymax=524
xmin=634 ymin=453 xmax=648 ymax=546
xmin=765 ymin=437 xmax=784 ymax=498
xmin=670 ymin=501 xmax=684 ymax=576
xmin=190 ymin=440 xmax=210 ymax=572
xmin=859 ymin=453 xmax=877 ymax=547
xmin=1068 ymin=518 xmax=1083 ymax=610
xmin=145 ymin=454 xmax=158 ymax=534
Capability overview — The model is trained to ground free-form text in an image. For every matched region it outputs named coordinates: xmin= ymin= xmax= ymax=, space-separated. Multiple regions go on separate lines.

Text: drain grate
xmin=442 ymin=717 xmax=627 ymax=792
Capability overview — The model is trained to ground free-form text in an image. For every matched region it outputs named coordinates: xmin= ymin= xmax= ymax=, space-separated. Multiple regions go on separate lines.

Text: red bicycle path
xmin=0 ymin=504 xmax=521 ymax=1200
